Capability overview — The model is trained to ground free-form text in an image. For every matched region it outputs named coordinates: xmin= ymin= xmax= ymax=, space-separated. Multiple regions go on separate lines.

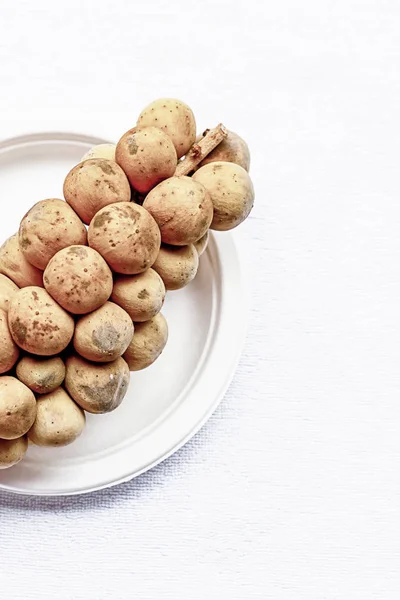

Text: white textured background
xmin=1 ymin=1 xmax=400 ymax=598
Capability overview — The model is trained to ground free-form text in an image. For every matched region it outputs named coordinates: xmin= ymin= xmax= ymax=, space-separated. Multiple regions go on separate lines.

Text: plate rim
xmin=0 ymin=131 xmax=247 ymax=496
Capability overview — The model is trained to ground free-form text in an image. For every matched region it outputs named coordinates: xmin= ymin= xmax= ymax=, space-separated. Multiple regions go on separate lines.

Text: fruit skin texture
xmin=194 ymin=231 xmax=209 ymax=256
xmin=19 ymin=198 xmax=87 ymax=270
xmin=192 ymin=161 xmax=254 ymax=231
xmin=0 ymin=234 xmax=44 ymax=288
xmin=43 ymin=245 xmax=113 ymax=315
xmin=143 ymin=176 xmax=213 ymax=246
xmin=28 ymin=387 xmax=85 ymax=447
xmin=0 ymin=376 xmax=36 ymax=439
xmin=116 ymin=127 xmax=177 ymax=194
xmin=63 ymin=158 xmax=131 ymax=225
xmin=137 ymin=98 xmax=196 ymax=158
xmin=73 ymin=301 xmax=134 ymax=363
xmin=65 ymin=354 xmax=130 ymax=414
xmin=0 ymin=274 xmax=19 ymax=313
xmin=0 ymin=308 xmax=19 ymax=374
xmin=111 ymin=269 xmax=165 ymax=322
xmin=124 ymin=313 xmax=168 ymax=371
xmin=88 ymin=202 xmax=161 ymax=275
xmin=16 ymin=356 xmax=65 ymax=394
xmin=81 ymin=144 xmax=116 ymax=162
xmin=152 ymin=244 xmax=199 ymax=291
xmin=8 ymin=286 xmax=74 ymax=356
xmin=0 ymin=436 xmax=28 ymax=469
xmin=198 ymin=130 xmax=250 ymax=171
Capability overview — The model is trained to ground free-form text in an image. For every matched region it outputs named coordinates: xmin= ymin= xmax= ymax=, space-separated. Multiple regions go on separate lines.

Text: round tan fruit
xmin=28 ymin=387 xmax=85 ymax=447
xmin=116 ymin=127 xmax=177 ymax=194
xmin=0 ymin=234 xmax=43 ymax=288
xmin=0 ymin=274 xmax=19 ymax=313
xmin=63 ymin=158 xmax=131 ymax=224
xmin=192 ymin=162 xmax=254 ymax=231
xmin=124 ymin=313 xmax=168 ymax=371
xmin=73 ymin=301 xmax=134 ymax=362
xmin=65 ymin=354 xmax=130 ymax=414
xmin=88 ymin=202 xmax=161 ymax=274
xmin=137 ymin=98 xmax=196 ymax=158
xmin=0 ymin=437 xmax=28 ymax=469
xmin=16 ymin=356 xmax=65 ymax=394
xmin=0 ymin=376 xmax=36 ymax=439
xmin=19 ymin=198 xmax=87 ymax=270
xmin=0 ymin=308 xmax=19 ymax=374
xmin=111 ymin=268 xmax=165 ymax=322
xmin=152 ymin=244 xmax=198 ymax=290
xmin=143 ymin=176 xmax=213 ymax=245
xmin=44 ymin=245 xmax=113 ymax=314
xmin=8 ymin=287 xmax=74 ymax=355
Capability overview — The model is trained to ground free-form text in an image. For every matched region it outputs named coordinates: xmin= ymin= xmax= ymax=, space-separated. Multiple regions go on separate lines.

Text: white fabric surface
xmin=1 ymin=1 xmax=400 ymax=598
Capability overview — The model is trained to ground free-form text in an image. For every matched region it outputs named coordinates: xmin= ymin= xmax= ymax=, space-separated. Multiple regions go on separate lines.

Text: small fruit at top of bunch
xmin=136 ymin=98 xmax=196 ymax=158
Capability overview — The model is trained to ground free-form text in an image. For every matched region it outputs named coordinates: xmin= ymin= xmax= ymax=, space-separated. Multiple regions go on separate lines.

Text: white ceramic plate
xmin=0 ymin=132 xmax=245 ymax=496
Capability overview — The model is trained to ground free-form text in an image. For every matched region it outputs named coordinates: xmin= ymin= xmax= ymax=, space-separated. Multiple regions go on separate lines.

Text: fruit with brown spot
xmin=44 ymin=245 xmax=113 ymax=314
xmin=0 ymin=308 xmax=19 ymax=374
xmin=0 ymin=274 xmax=19 ymax=312
xmin=137 ymin=98 xmax=196 ymax=158
xmin=152 ymin=244 xmax=198 ymax=291
xmin=8 ymin=287 xmax=74 ymax=355
xmin=0 ymin=234 xmax=44 ymax=288
xmin=192 ymin=161 xmax=254 ymax=231
xmin=73 ymin=301 xmax=134 ymax=362
xmin=124 ymin=313 xmax=168 ymax=371
xmin=0 ymin=436 xmax=28 ymax=469
xmin=28 ymin=387 xmax=85 ymax=447
xmin=116 ymin=127 xmax=177 ymax=194
xmin=16 ymin=356 xmax=65 ymax=394
xmin=63 ymin=159 xmax=131 ymax=224
xmin=65 ymin=354 xmax=130 ymax=414
xmin=19 ymin=198 xmax=87 ymax=270
xmin=88 ymin=202 xmax=161 ymax=275
xmin=0 ymin=376 xmax=36 ymax=439
xmin=111 ymin=268 xmax=165 ymax=322
xmin=143 ymin=176 xmax=213 ymax=245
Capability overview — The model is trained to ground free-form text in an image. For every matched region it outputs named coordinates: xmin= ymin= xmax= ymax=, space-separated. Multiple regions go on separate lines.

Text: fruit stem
xmin=175 ymin=124 xmax=228 ymax=177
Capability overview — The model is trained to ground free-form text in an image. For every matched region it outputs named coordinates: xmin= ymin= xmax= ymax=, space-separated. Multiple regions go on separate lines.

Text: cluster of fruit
xmin=0 ymin=97 xmax=254 ymax=469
